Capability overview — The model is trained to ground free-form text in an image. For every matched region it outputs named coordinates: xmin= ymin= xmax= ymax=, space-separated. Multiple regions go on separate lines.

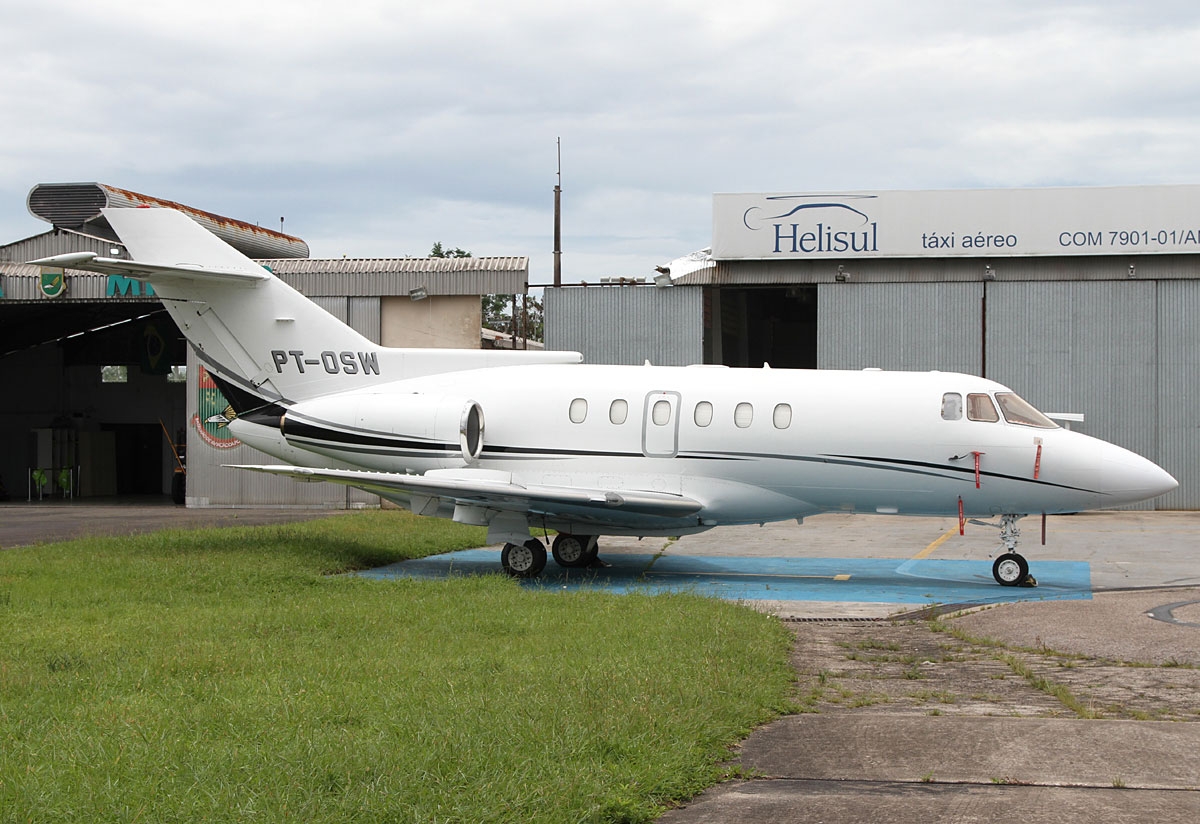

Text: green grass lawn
xmin=0 ymin=511 xmax=794 ymax=823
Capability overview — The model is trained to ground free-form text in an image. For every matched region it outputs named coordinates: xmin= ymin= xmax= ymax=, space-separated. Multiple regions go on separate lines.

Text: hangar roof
xmin=27 ymin=182 xmax=310 ymax=259
xmin=262 ymin=256 xmax=529 ymax=297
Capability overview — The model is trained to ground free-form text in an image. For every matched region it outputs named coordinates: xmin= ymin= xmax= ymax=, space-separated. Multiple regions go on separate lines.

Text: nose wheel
xmin=992 ymin=553 xmax=1029 ymax=586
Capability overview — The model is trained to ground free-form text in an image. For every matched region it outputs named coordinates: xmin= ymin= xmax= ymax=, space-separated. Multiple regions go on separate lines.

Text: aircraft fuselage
xmin=230 ymin=363 xmax=1174 ymax=537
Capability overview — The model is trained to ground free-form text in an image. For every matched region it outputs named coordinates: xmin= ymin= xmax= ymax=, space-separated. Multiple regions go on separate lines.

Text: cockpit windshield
xmin=995 ymin=392 xmax=1059 ymax=429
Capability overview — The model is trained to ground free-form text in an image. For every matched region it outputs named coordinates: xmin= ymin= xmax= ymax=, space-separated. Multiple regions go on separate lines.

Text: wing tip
xmin=27 ymin=251 xmax=100 ymax=267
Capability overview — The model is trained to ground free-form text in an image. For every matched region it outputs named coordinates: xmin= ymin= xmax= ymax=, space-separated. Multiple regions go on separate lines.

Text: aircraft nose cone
xmin=1102 ymin=447 xmax=1178 ymax=503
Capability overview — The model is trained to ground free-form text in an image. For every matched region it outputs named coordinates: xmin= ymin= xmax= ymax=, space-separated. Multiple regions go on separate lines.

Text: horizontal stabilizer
xmin=27 ymin=251 xmax=269 ymax=285
xmin=226 ymin=465 xmax=704 ymax=519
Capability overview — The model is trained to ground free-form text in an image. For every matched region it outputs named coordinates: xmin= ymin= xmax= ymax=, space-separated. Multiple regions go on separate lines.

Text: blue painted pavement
xmin=359 ymin=549 xmax=1092 ymax=606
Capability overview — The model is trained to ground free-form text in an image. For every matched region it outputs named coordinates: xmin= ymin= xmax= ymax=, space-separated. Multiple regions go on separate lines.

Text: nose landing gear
xmin=991 ymin=514 xmax=1038 ymax=587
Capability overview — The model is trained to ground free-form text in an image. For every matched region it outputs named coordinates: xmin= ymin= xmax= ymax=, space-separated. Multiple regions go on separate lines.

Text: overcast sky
xmin=3 ymin=0 xmax=1200 ymax=281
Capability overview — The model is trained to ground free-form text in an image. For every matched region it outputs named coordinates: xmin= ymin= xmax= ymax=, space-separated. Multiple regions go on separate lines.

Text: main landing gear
xmin=501 ymin=539 xmax=546 ymax=578
xmin=501 ymin=533 xmax=601 ymax=578
xmin=990 ymin=514 xmax=1037 ymax=588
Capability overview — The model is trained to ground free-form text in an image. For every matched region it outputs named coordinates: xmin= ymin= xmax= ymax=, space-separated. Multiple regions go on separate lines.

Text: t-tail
xmin=29 ymin=207 xmax=581 ymax=410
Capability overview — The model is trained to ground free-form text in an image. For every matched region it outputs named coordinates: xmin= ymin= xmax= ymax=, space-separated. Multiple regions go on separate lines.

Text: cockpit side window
xmin=995 ymin=392 xmax=1059 ymax=429
xmin=941 ymin=393 xmax=963 ymax=421
xmin=966 ymin=393 xmax=1000 ymax=422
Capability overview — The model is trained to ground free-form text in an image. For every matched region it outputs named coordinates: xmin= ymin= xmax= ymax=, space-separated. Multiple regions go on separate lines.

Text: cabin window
xmin=652 ymin=399 xmax=672 ymax=426
xmin=966 ymin=393 xmax=999 ymax=422
xmin=569 ymin=397 xmax=588 ymax=424
xmin=941 ymin=393 xmax=963 ymax=421
xmin=773 ymin=403 xmax=792 ymax=429
xmin=734 ymin=402 xmax=754 ymax=428
xmin=609 ymin=399 xmax=628 ymax=425
xmin=996 ymin=392 xmax=1058 ymax=429
xmin=694 ymin=401 xmax=713 ymax=427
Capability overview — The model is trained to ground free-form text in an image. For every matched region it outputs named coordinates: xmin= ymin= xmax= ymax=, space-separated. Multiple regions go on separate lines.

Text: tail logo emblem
xmin=192 ymin=366 xmax=241 ymax=449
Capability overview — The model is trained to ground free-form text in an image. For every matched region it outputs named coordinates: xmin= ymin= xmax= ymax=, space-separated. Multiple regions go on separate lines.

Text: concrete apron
xmin=663 ymin=716 xmax=1200 ymax=822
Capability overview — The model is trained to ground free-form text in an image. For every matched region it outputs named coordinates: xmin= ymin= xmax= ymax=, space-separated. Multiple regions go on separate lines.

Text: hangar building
xmin=0 ymin=183 xmax=528 ymax=507
xmin=545 ymin=185 xmax=1200 ymax=510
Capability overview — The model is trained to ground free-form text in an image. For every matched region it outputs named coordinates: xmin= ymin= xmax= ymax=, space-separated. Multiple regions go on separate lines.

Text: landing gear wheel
xmin=552 ymin=534 xmax=596 ymax=568
xmin=502 ymin=539 xmax=547 ymax=578
xmin=993 ymin=553 xmax=1029 ymax=587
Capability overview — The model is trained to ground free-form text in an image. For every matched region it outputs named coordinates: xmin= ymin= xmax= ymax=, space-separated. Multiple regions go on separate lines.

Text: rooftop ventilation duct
xmin=27 ymin=182 xmax=309 ymax=259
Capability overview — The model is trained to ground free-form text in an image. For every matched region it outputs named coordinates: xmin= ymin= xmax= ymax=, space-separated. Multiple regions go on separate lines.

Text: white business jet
xmin=32 ymin=208 xmax=1178 ymax=586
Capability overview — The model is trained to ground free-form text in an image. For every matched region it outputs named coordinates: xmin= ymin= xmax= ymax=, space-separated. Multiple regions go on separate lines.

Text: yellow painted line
xmin=910 ymin=528 xmax=959 ymax=561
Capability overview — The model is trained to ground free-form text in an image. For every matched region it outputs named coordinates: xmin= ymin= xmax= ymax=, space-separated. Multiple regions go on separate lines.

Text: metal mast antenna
xmin=553 ymin=138 xmax=562 ymax=287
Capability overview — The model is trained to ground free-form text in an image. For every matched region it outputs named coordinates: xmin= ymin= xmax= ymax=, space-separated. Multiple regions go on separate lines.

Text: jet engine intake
xmin=280 ymin=392 xmax=485 ymax=465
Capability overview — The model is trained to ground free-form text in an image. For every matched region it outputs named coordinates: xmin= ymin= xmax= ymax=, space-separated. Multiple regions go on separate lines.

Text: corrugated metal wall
xmin=1155 ymin=281 xmax=1200 ymax=510
xmin=0 ymin=267 xmax=161 ymax=302
xmin=985 ymin=281 xmax=1156 ymax=452
xmin=311 ymin=296 xmax=348 ymax=323
xmin=817 ymin=282 xmax=983 ymax=373
xmin=0 ymin=232 xmax=117 ymax=263
xmin=986 ymin=281 xmax=1160 ymax=509
xmin=545 ymin=285 xmax=703 ymax=365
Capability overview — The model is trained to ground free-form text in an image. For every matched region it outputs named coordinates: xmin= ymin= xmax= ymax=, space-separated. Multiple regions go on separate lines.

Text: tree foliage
xmin=429 ymin=241 xmax=471 ymax=259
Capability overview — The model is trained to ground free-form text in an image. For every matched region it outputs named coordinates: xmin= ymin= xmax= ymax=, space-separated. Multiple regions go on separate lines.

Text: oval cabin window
xmin=609 ymin=399 xmax=628 ymax=425
xmin=569 ymin=398 xmax=588 ymax=424
xmin=694 ymin=401 xmax=713 ymax=427
xmin=734 ymin=402 xmax=754 ymax=428
xmin=773 ymin=403 xmax=792 ymax=429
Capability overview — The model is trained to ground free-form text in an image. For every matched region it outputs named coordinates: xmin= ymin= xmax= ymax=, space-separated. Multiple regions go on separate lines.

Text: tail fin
xmin=38 ymin=208 xmax=378 ymax=405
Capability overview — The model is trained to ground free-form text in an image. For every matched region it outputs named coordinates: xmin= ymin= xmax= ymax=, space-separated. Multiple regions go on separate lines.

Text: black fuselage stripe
xmin=824 ymin=453 xmax=1101 ymax=494
xmin=271 ymin=421 xmax=1099 ymax=495
xmin=283 ymin=420 xmax=457 ymax=452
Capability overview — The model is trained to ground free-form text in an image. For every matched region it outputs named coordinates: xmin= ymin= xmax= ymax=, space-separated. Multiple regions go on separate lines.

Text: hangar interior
xmin=0 ymin=183 xmax=528 ymax=506
xmin=707 ymin=285 xmax=818 ymax=368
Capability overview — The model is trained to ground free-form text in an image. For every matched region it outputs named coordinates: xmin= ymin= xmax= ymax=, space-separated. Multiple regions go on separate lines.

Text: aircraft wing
xmin=27 ymin=251 xmax=270 ymax=285
xmin=226 ymin=464 xmax=704 ymax=521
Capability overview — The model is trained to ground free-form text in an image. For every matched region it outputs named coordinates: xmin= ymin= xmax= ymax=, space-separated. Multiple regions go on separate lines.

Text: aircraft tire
xmin=992 ymin=553 xmax=1029 ymax=587
xmin=502 ymin=539 xmax=547 ymax=578
xmin=552 ymin=533 xmax=595 ymax=568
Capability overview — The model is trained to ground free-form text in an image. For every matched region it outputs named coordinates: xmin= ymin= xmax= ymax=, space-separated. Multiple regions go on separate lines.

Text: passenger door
xmin=642 ymin=391 xmax=680 ymax=457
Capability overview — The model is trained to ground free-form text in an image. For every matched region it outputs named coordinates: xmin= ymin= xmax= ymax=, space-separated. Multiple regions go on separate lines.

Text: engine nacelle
xmin=281 ymin=391 xmax=484 ymax=467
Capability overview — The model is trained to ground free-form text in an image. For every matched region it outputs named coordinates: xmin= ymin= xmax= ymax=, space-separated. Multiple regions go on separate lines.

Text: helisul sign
xmin=712 ymin=185 xmax=1200 ymax=260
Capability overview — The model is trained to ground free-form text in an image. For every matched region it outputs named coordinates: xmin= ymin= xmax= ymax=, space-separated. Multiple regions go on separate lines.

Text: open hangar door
xmin=705 ymin=285 xmax=818 ymax=368
xmin=0 ymin=299 xmax=188 ymax=502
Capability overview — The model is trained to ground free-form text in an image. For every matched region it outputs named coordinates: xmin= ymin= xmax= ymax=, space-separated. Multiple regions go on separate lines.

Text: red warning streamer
xmin=972 ymin=451 xmax=982 ymax=489
xmin=958 ymin=497 xmax=965 ymax=535
xmin=1034 ymin=443 xmax=1042 ymax=480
